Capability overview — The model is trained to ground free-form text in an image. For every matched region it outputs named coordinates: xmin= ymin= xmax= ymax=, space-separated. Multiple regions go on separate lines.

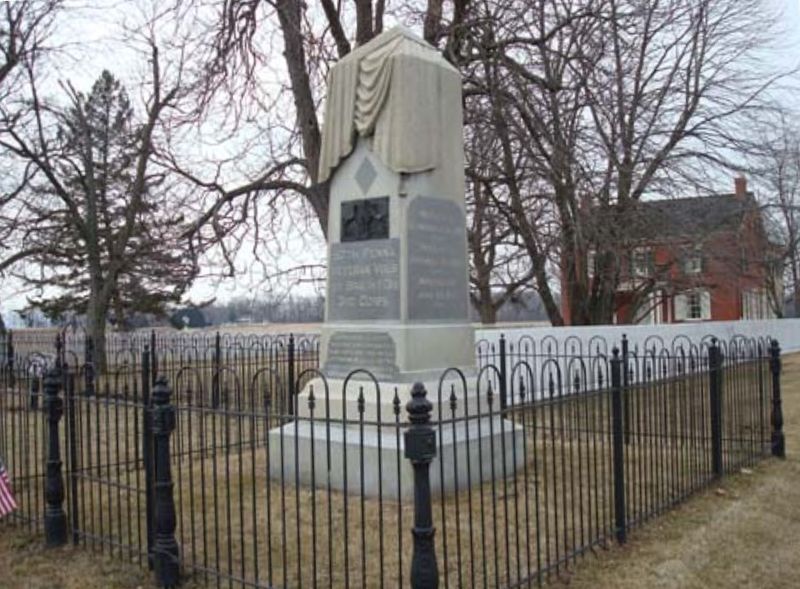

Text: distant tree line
xmin=201 ymin=294 xmax=325 ymax=326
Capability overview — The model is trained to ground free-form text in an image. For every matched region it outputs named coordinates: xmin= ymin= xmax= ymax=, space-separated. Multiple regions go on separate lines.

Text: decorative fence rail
xmin=0 ymin=330 xmax=786 ymax=588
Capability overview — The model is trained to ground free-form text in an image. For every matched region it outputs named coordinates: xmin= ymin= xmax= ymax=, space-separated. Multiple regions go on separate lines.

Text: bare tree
xmin=458 ymin=0 xmax=786 ymax=325
xmin=155 ymin=0 xmax=786 ymax=328
xmin=756 ymin=115 xmax=800 ymax=316
xmin=175 ymin=0 xmax=572 ymax=321
xmin=166 ymin=1 xmax=473 ymax=268
xmin=0 ymin=16 xmax=193 ymax=366
xmin=0 ymin=1 xmax=60 ymax=93
xmin=461 ymin=94 xmax=546 ymax=323
xmin=0 ymin=1 xmax=62 ymax=267
xmin=467 ymin=178 xmax=539 ymax=323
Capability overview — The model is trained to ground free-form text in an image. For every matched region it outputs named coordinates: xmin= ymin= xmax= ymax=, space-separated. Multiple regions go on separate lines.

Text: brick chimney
xmin=734 ymin=175 xmax=747 ymax=200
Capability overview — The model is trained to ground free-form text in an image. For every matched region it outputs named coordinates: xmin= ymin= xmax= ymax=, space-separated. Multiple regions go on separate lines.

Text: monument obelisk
xmin=269 ymin=26 xmax=521 ymax=498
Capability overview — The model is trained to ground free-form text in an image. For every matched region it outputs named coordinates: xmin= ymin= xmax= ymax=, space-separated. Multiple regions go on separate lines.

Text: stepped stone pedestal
xmin=268 ymin=27 xmax=522 ymax=499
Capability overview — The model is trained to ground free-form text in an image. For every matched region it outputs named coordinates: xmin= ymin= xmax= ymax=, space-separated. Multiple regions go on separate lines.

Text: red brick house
xmin=562 ymin=177 xmax=781 ymax=325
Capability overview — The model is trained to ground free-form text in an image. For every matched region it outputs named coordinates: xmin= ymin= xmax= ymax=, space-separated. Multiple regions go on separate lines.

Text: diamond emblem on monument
xmin=355 ymin=157 xmax=377 ymax=194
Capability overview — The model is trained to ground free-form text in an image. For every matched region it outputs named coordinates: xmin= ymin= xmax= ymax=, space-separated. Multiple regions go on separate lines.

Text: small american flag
xmin=0 ymin=457 xmax=18 ymax=518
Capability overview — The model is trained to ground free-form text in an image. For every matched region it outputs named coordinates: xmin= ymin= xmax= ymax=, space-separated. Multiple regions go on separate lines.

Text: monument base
xmin=320 ymin=322 xmax=476 ymax=381
xmin=267 ymin=376 xmax=525 ymax=500
xmin=268 ymin=418 xmax=523 ymax=500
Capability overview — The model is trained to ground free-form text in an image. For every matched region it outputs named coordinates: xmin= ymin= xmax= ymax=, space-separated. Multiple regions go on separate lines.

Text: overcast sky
xmin=1 ymin=0 xmax=799 ymax=323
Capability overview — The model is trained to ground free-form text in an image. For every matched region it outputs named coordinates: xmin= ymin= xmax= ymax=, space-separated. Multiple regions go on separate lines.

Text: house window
xmin=743 ymin=288 xmax=774 ymax=320
xmin=631 ymin=247 xmax=653 ymax=277
xmin=687 ymin=291 xmax=703 ymax=319
xmin=675 ymin=289 xmax=711 ymax=321
xmin=632 ymin=290 xmax=666 ymax=325
xmin=683 ymin=247 xmax=703 ymax=274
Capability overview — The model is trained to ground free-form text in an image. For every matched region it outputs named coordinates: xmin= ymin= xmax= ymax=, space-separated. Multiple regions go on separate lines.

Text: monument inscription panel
xmin=407 ymin=197 xmax=469 ymax=320
xmin=328 ymin=238 xmax=401 ymax=320
xmin=324 ymin=331 xmax=399 ymax=379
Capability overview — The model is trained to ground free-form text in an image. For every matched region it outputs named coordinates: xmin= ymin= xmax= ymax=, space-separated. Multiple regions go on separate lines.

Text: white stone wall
xmin=474 ymin=319 xmax=799 ymax=402
xmin=476 ymin=318 xmax=800 ymax=354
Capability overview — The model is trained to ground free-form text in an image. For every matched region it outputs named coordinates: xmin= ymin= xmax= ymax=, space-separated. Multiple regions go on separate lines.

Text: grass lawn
xmin=0 ymin=354 xmax=797 ymax=589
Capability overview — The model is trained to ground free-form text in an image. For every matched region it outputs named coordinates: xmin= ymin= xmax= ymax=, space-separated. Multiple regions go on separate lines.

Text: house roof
xmin=622 ymin=192 xmax=756 ymax=241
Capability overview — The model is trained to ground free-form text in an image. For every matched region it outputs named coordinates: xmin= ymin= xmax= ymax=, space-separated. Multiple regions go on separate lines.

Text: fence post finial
xmin=44 ymin=367 xmax=67 ymax=547
xmin=152 ymin=376 xmax=180 ymax=587
xmin=770 ymin=339 xmax=785 ymax=458
xmin=405 ymin=382 xmax=438 ymax=588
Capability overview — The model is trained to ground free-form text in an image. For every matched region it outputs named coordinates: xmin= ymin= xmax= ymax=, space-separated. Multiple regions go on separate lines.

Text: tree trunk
xmin=479 ymin=300 xmax=497 ymax=325
xmin=306 ymin=181 xmax=329 ymax=238
xmin=275 ymin=0 xmax=324 ymax=231
xmin=564 ymin=242 xmax=589 ymax=326
xmin=589 ymin=269 xmax=618 ymax=325
xmin=792 ymin=253 xmax=800 ymax=317
xmin=86 ymin=296 xmax=108 ymax=373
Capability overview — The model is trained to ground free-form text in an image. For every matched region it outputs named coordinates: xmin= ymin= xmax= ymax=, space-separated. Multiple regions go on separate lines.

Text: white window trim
xmin=631 ymin=247 xmax=653 ymax=278
xmin=683 ymin=248 xmax=703 ymax=275
xmin=674 ymin=288 xmax=711 ymax=322
xmin=743 ymin=288 xmax=773 ymax=320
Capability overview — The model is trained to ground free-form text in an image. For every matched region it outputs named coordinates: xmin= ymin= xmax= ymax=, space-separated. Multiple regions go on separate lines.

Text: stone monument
xmin=269 ymin=26 xmax=522 ymax=498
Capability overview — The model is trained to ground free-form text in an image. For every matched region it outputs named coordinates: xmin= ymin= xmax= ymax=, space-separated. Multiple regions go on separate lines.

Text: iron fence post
xmin=610 ymin=347 xmax=627 ymax=544
xmin=709 ymin=339 xmax=724 ymax=478
xmin=405 ymin=382 xmax=438 ymax=588
xmin=143 ymin=344 xmax=155 ymax=569
xmin=44 ymin=366 xmax=67 ymax=547
xmin=770 ymin=339 xmax=785 ymax=458
xmin=152 ymin=376 xmax=180 ymax=587
xmin=212 ymin=331 xmax=221 ymax=409
xmin=150 ymin=330 xmax=158 ymax=384
xmin=621 ymin=334 xmax=631 ymax=445
xmin=66 ymin=371 xmax=80 ymax=545
xmin=29 ymin=375 xmax=39 ymax=409
xmin=56 ymin=334 xmax=64 ymax=371
xmin=287 ymin=333 xmax=296 ymax=416
xmin=499 ymin=334 xmax=508 ymax=410
xmin=84 ymin=336 xmax=95 ymax=397
xmin=6 ymin=329 xmax=14 ymax=387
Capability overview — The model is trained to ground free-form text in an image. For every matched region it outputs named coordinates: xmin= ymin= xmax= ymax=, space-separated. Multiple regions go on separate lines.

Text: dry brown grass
xmin=0 ymin=354 xmax=795 ymax=588
xmin=566 ymin=352 xmax=800 ymax=589
xmin=0 ymin=525 xmax=153 ymax=589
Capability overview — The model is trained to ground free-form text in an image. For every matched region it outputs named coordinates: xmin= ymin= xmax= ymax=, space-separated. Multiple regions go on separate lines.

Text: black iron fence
xmin=0 ymin=330 xmax=786 ymax=588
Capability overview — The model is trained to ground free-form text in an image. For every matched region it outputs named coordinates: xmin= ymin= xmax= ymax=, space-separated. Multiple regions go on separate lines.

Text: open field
xmin=0 ymin=354 xmax=792 ymax=588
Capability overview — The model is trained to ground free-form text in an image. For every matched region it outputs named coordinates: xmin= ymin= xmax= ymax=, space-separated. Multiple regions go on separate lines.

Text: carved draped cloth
xmin=318 ymin=29 xmax=462 ymax=182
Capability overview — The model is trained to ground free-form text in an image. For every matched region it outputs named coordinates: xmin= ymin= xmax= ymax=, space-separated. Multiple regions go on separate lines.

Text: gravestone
xmin=269 ymin=26 xmax=522 ymax=498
